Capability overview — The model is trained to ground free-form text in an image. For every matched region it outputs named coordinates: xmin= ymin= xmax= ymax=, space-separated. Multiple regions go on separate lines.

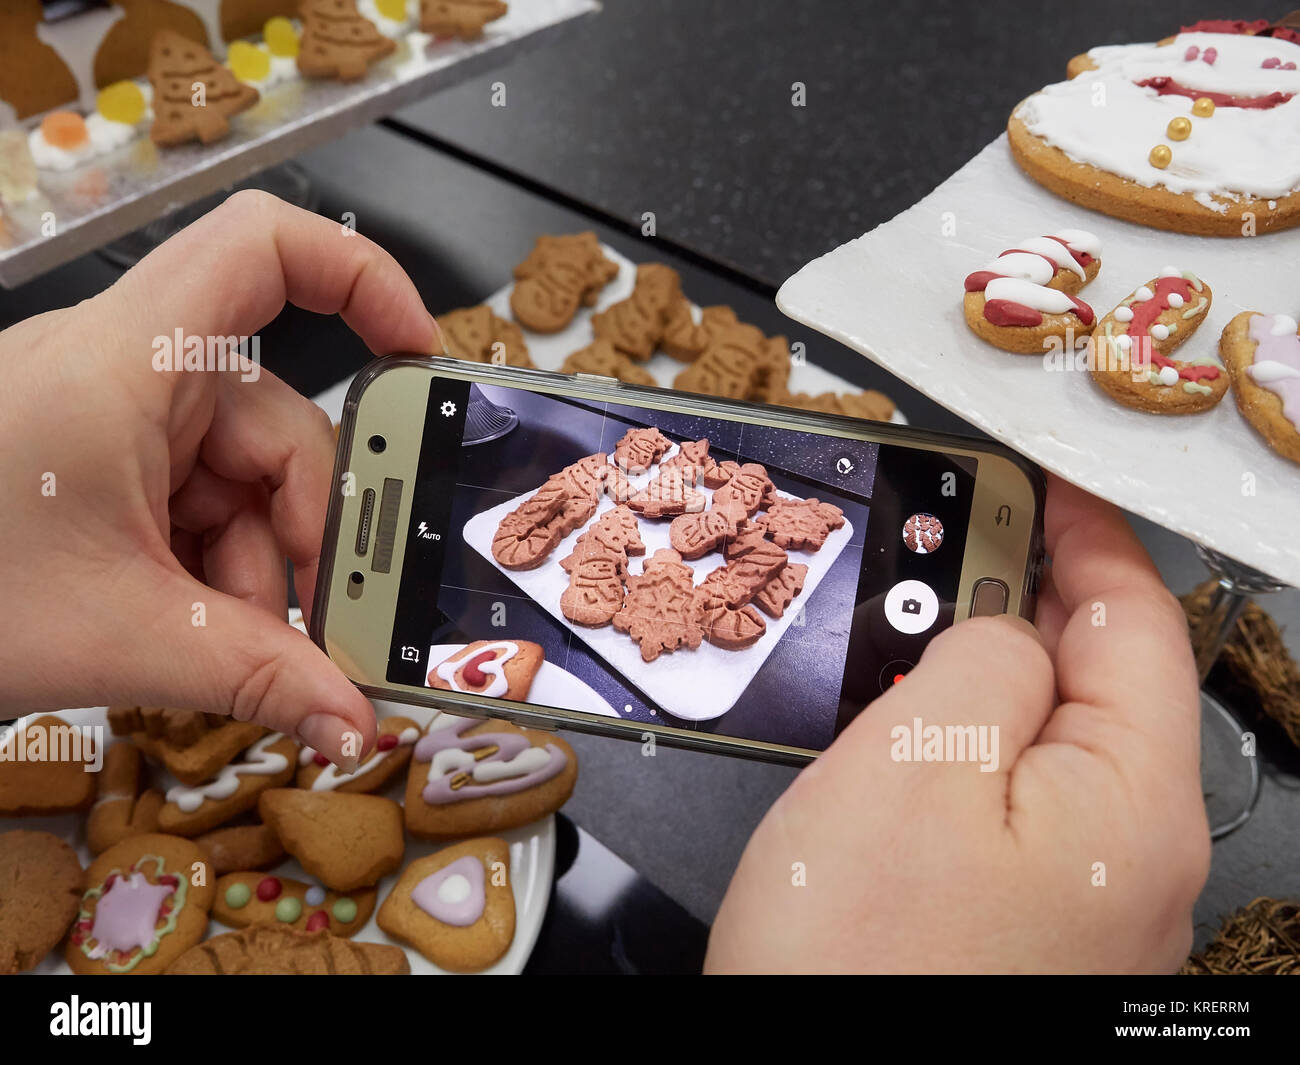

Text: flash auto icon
xmin=440 ymin=400 xmax=457 ymax=417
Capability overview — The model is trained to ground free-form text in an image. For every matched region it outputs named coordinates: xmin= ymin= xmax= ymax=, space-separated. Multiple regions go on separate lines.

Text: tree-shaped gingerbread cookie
xmin=147 ymin=30 xmax=259 ymax=147
xmin=298 ymin=0 xmax=397 ymax=82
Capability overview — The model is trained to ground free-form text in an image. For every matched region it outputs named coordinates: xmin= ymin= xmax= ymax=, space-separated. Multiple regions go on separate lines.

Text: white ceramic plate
xmin=425 ymin=643 xmax=619 ymax=718
xmin=777 ymin=134 xmax=1300 ymax=588
xmin=5 ymin=704 xmax=556 ymax=976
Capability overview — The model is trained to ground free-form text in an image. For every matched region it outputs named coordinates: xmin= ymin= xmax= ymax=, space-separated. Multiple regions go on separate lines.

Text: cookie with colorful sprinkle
xmin=212 ymin=872 xmax=376 ymax=937
xmin=1089 ymin=268 xmax=1227 ymax=414
xmin=963 ymin=230 xmax=1101 ymax=354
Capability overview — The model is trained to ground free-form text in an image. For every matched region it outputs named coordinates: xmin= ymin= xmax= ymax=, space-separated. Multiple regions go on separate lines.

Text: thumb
xmin=110 ymin=567 xmax=375 ymax=770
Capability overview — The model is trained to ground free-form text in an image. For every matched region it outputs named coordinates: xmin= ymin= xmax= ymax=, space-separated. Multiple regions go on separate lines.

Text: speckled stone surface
xmin=395 ymin=0 xmax=1228 ymax=287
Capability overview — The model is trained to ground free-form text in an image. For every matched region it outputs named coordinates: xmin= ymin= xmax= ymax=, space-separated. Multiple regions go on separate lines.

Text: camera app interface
xmin=387 ymin=378 xmax=975 ymax=752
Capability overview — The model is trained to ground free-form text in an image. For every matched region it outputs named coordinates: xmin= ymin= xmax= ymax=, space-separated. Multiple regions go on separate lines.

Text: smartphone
xmin=311 ymin=356 xmax=1045 ymax=765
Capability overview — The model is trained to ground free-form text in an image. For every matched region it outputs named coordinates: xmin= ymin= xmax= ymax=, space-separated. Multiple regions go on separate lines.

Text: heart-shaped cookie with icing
xmin=1089 ymin=267 xmax=1228 ymax=414
xmin=963 ymin=229 xmax=1101 ymax=354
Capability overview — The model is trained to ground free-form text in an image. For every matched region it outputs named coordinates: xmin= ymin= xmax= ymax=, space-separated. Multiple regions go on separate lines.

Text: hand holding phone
xmin=706 ymin=476 xmax=1210 ymax=973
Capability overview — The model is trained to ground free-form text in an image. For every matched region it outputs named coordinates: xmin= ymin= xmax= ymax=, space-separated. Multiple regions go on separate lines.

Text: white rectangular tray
xmin=777 ymin=134 xmax=1300 ymax=588
xmin=461 ymin=441 xmax=854 ymax=722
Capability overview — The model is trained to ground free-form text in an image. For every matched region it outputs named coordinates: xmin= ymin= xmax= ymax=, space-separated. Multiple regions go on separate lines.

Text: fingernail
xmin=429 ymin=313 xmax=445 ymax=356
xmin=297 ymin=713 xmax=361 ymax=774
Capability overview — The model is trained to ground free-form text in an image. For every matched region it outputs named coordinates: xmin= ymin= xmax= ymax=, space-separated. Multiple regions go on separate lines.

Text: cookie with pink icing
xmin=296 ymin=714 xmax=421 ymax=794
xmin=427 ymin=639 xmax=544 ymax=702
xmin=377 ymin=837 xmax=515 ymax=972
xmin=1089 ymin=268 xmax=1227 ymax=414
xmin=1221 ymin=310 xmax=1300 ymax=462
xmin=404 ymin=712 xmax=578 ymax=841
xmin=963 ymin=229 xmax=1101 ymax=354
xmin=66 ymin=833 xmax=215 ymax=975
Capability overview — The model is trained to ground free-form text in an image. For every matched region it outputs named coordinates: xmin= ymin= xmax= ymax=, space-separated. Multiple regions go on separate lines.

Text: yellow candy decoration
xmin=1149 ymin=144 xmax=1172 ymax=169
xmin=96 ymin=81 xmax=146 ymax=126
xmin=263 ymin=16 xmax=300 ymax=58
xmin=1166 ymin=117 xmax=1192 ymax=141
xmin=1192 ymin=96 xmax=1216 ymax=118
xmin=376 ymin=0 xmax=408 ymax=19
xmin=228 ymin=40 xmax=272 ymax=84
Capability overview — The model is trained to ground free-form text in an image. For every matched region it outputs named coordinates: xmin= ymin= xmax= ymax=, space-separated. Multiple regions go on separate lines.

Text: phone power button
xmin=970 ymin=578 xmax=1009 ymax=618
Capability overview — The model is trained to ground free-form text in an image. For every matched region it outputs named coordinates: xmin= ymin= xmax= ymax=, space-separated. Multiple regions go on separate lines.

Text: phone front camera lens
xmin=368 ymin=435 xmax=386 ymax=454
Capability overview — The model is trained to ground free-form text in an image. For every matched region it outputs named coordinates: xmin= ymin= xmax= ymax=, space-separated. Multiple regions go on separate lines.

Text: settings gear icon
xmin=439 ymin=400 xmax=457 ymax=418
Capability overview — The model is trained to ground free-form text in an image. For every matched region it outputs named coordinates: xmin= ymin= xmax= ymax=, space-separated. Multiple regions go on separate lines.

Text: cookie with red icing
xmin=66 ymin=834 xmax=215 ymax=975
xmin=427 ymin=640 xmax=544 ymax=701
xmin=963 ymin=230 xmax=1101 ymax=354
xmin=1089 ymin=268 xmax=1228 ymax=414
xmin=1220 ymin=310 xmax=1300 ymax=463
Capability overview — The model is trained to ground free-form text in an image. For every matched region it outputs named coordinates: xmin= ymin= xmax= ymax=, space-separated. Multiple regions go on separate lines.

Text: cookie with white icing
xmin=1009 ymin=26 xmax=1300 ymax=236
xmin=156 ymin=733 xmax=298 ymax=837
xmin=296 ymin=714 xmax=421 ymax=793
xmin=404 ymin=712 xmax=578 ymax=841
xmin=1220 ymin=310 xmax=1300 ymax=463
xmin=1089 ymin=268 xmax=1228 ymax=414
xmin=377 ymin=837 xmax=515 ymax=973
xmin=963 ymin=230 xmax=1100 ymax=354
xmin=427 ymin=639 xmax=543 ymax=701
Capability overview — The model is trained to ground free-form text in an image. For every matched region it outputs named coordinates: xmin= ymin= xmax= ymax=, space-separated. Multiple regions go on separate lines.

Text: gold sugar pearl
xmin=1166 ymin=116 xmax=1192 ymax=141
xmin=1192 ymin=96 xmax=1216 ymax=117
xmin=1149 ymin=144 xmax=1172 ymax=169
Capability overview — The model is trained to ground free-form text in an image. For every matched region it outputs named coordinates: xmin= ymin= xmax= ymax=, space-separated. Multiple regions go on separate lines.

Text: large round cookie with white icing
xmin=1009 ymin=22 xmax=1300 ymax=236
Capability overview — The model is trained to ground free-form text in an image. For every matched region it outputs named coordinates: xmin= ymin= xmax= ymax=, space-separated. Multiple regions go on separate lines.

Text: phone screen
xmin=383 ymin=377 xmax=977 ymax=753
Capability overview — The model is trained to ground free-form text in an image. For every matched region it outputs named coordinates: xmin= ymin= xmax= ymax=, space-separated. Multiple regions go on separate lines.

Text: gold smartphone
xmin=311 ymin=356 xmax=1046 ymax=765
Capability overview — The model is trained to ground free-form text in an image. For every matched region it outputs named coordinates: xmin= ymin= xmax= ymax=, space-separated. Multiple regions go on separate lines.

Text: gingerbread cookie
xmin=776 ymin=389 xmax=898 ymax=422
xmin=110 ymin=707 xmax=267 ymax=787
xmin=751 ymin=563 xmax=806 ymax=618
xmin=158 ymin=733 xmax=298 ymax=837
xmin=259 ymin=789 xmax=405 ymax=892
xmin=662 ymin=438 xmax=716 ymax=484
xmin=673 ymin=307 xmax=792 ymax=401
xmin=702 ymin=459 xmax=740 ymax=489
xmin=1009 ymin=27 xmax=1300 ymax=236
xmin=297 ymin=715 xmax=421 ymax=792
xmin=168 ymin=924 xmax=409 ymax=975
xmin=963 ymin=231 xmax=1101 ymax=354
xmin=723 ymin=528 xmax=790 ymax=599
xmin=1220 ymin=311 xmax=1300 ymax=463
xmin=492 ymin=497 xmax=566 ymax=571
xmin=419 ymin=0 xmax=509 ymax=39
xmin=591 ymin=263 xmax=688 ymax=360
xmin=757 ymin=497 xmax=845 ymax=551
xmin=660 ymin=298 xmax=712 ymax=361
xmin=510 ymin=232 xmax=618 ymax=333
xmin=378 ymin=837 xmax=515 ymax=972
xmin=147 ymin=31 xmax=259 ymax=148
xmin=613 ymin=426 xmax=673 ymax=475
xmin=560 ymin=338 xmax=657 ymax=385
xmin=560 ymin=504 xmax=645 ymax=574
xmin=1090 ymin=269 xmax=1226 ymax=413
xmin=87 ymin=743 xmax=163 ymax=856
xmin=561 ymin=553 xmax=626 ymax=626
xmin=0 ymin=715 xmax=97 ymax=816
xmin=106 ymin=705 xmax=227 ymax=749
xmin=668 ymin=501 xmax=747 ymax=560
xmin=613 ymin=548 xmax=705 ymax=662
xmin=213 ymin=872 xmax=376 ymax=937
xmin=195 ymin=823 xmax=285 ymax=875
xmin=66 ymin=834 xmax=215 ymax=975
xmin=627 ymin=466 xmax=706 ymax=518
xmin=0 ymin=830 xmax=83 ymax=974
xmin=297 ymin=0 xmax=397 ymax=81
xmin=710 ymin=462 xmax=777 ymax=516
xmin=437 ymin=304 xmax=533 ymax=368
xmin=404 ymin=713 xmax=577 ymax=841
xmin=428 ymin=640 xmax=544 ymax=700
xmin=694 ymin=570 xmax=768 ymax=650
